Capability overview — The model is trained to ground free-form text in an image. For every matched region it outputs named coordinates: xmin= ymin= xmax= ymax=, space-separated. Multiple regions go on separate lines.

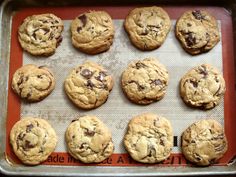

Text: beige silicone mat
xmin=21 ymin=20 xmax=223 ymax=154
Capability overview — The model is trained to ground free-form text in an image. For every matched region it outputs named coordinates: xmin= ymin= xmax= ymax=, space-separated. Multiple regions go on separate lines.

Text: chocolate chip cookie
xmin=18 ymin=13 xmax=63 ymax=56
xmin=121 ymin=58 xmax=169 ymax=104
xmin=65 ymin=115 xmax=114 ymax=163
xmin=10 ymin=117 xmax=58 ymax=165
xmin=180 ymin=64 xmax=225 ymax=109
xmin=124 ymin=113 xmax=173 ymax=163
xmin=71 ymin=11 xmax=115 ymax=54
xmin=64 ymin=61 xmax=113 ymax=109
xmin=12 ymin=64 xmax=55 ymax=102
xmin=175 ymin=10 xmax=220 ymax=55
xmin=182 ymin=119 xmax=228 ymax=166
xmin=124 ymin=6 xmax=171 ymax=50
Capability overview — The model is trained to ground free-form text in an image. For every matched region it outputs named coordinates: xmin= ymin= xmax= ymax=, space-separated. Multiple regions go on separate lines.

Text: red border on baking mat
xmin=6 ymin=6 xmax=236 ymax=166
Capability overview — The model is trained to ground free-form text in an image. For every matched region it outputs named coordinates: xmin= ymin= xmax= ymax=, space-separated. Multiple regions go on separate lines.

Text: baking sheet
xmin=21 ymin=20 xmax=224 ymax=156
xmin=1 ymin=1 xmax=236 ymax=175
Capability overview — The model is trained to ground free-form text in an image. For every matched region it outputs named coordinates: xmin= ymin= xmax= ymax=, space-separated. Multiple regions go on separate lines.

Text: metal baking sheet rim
xmin=0 ymin=0 xmax=236 ymax=176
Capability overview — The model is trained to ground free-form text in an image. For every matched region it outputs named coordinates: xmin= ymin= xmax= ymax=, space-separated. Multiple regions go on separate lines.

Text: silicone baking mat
xmin=6 ymin=6 xmax=236 ymax=166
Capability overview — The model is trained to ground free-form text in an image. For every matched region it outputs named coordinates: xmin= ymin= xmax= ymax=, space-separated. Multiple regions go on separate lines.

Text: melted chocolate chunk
xmin=17 ymin=76 xmax=25 ymax=86
xmin=96 ymin=71 xmax=107 ymax=82
xmin=151 ymin=79 xmax=162 ymax=86
xmin=17 ymin=133 xmax=26 ymax=141
xmin=56 ymin=36 xmax=63 ymax=47
xmin=160 ymin=139 xmax=164 ymax=146
xmin=187 ymin=23 xmax=192 ymax=27
xmin=128 ymin=80 xmax=145 ymax=91
xmin=135 ymin=62 xmax=146 ymax=69
xmin=79 ymin=143 xmax=87 ymax=149
xmin=84 ymin=128 xmax=95 ymax=136
xmin=147 ymin=146 xmax=156 ymax=157
xmin=77 ymin=27 xmax=82 ymax=33
xmin=190 ymin=80 xmax=198 ymax=88
xmin=194 ymin=153 xmax=202 ymax=161
xmin=86 ymin=80 xmax=94 ymax=89
xmin=185 ymin=33 xmax=196 ymax=47
xmin=81 ymin=69 xmax=93 ymax=79
xmin=192 ymin=10 xmax=205 ymax=20
xmin=26 ymin=124 xmax=34 ymax=132
xmin=24 ymin=140 xmax=35 ymax=150
xmin=78 ymin=14 xmax=87 ymax=27
xmin=43 ymin=28 xmax=50 ymax=35
xmin=199 ymin=65 xmax=208 ymax=78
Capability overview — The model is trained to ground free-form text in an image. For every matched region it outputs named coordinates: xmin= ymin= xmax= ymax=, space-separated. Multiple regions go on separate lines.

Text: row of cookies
xmin=18 ymin=7 xmax=220 ymax=56
xmin=10 ymin=113 xmax=228 ymax=166
xmin=12 ymin=58 xmax=225 ymax=110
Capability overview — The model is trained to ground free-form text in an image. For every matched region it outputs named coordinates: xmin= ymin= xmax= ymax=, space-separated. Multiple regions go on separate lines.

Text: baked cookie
xmin=121 ymin=58 xmax=169 ymax=104
xmin=12 ymin=64 xmax=55 ymax=102
xmin=10 ymin=117 xmax=58 ymax=165
xmin=18 ymin=13 xmax=64 ymax=56
xmin=64 ymin=61 xmax=113 ymax=109
xmin=124 ymin=113 xmax=173 ymax=163
xmin=182 ymin=119 xmax=228 ymax=166
xmin=180 ymin=64 xmax=225 ymax=109
xmin=175 ymin=10 xmax=220 ymax=55
xmin=124 ymin=6 xmax=171 ymax=50
xmin=71 ymin=11 xmax=115 ymax=54
xmin=65 ymin=115 xmax=114 ymax=163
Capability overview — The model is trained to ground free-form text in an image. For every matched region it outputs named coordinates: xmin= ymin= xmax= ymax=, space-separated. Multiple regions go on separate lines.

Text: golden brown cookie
xmin=121 ymin=58 xmax=169 ymax=104
xmin=18 ymin=13 xmax=64 ymax=56
xmin=71 ymin=11 xmax=115 ymax=54
xmin=175 ymin=10 xmax=220 ymax=55
xmin=180 ymin=64 xmax=225 ymax=109
xmin=10 ymin=117 xmax=58 ymax=165
xmin=124 ymin=113 xmax=173 ymax=163
xmin=11 ymin=64 xmax=55 ymax=102
xmin=65 ymin=115 xmax=114 ymax=163
xmin=64 ymin=61 xmax=114 ymax=109
xmin=124 ymin=6 xmax=171 ymax=50
xmin=182 ymin=119 xmax=228 ymax=166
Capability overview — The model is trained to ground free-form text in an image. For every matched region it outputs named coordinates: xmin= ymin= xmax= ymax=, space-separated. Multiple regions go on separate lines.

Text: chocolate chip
xmin=17 ymin=133 xmax=26 ymax=141
xmin=77 ymin=27 xmax=82 ymax=33
xmin=43 ymin=28 xmax=50 ymax=35
xmin=141 ymin=29 xmax=148 ymax=35
xmin=190 ymin=80 xmax=198 ymax=88
xmin=194 ymin=153 xmax=202 ymax=161
xmin=147 ymin=146 xmax=156 ymax=157
xmin=72 ymin=135 xmax=75 ymax=139
xmin=24 ymin=140 xmax=35 ymax=150
xmin=185 ymin=33 xmax=196 ymax=46
xmin=135 ymin=62 xmax=146 ymax=69
xmin=192 ymin=10 xmax=205 ymax=20
xmin=199 ymin=65 xmax=208 ymax=78
xmin=26 ymin=124 xmax=34 ymax=132
xmin=17 ymin=76 xmax=24 ymax=86
xmin=187 ymin=23 xmax=192 ymax=27
xmin=86 ymin=80 xmax=94 ymax=89
xmin=56 ymin=36 xmax=63 ymax=47
xmin=37 ymin=75 xmax=43 ymax=79
xmin=96 ymin=71 xmax=107 ymax=82
xmin=151 ymin=79 xmax=162 ymax=86
xmin=79 ymin=143 xmax=87 ymax=149
xmin=160 ymin=139 xmax=165 ymax=146
xmin=48 ymin=33 xmax=54 ymax=40
xmin=39 ymin=148 xmax=44 ymax=153
xmin=81 ymin=69 xmax=93 ymax=79
xmin=84 ymin=128 xmax=95 ymax=136
xmin=78 ymin=14 xmax=87 ymax=27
